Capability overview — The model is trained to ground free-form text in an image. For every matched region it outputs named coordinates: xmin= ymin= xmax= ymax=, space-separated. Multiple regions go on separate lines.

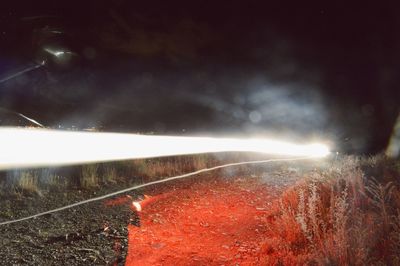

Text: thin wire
xmin=0 ymin=64 xmax=43 ymax=84
xmin=0 ymin=156 xmax=314 ymax=226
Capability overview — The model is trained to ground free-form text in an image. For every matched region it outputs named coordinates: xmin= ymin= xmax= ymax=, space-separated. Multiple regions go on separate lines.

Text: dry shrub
xmin=192 ymin=154 xmax=209 ymax=170
xmin=103 ymin=165 xmax=118 ymax=184
xmin=260 ymin=155 xmax=400 ymax=265
xmin=391 ymin=210 xmax=400 ymax=262
xmin=129 ymin=155 xmax=212 ymax=180
xmin=47 ymin=174 xmax=69 ymax=191
xmin=80 ymin=164 xmax=99 ymax=189
xmin=17 ymin=170 xmax=41 ymax=195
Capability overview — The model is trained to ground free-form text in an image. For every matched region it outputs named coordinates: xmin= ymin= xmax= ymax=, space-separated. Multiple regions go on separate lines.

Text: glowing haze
xmin=0 ymin=127 xmax=330 ymax=170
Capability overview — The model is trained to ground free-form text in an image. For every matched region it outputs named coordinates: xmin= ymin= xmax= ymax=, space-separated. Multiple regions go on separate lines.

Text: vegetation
xmin=260 ymin=155 xmax=400 ymax=265
xmin=80 ymin=164 xmax=100 ymax=189
xmin=1 ymin=153 xmax=399 ymax=263
xmin=17 ymin=170 xmax=41 ymax=195
xmin=0 ymin=154 xmax=220 ymax=195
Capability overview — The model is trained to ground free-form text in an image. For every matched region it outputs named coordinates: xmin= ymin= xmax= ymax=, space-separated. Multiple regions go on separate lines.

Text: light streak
xmin=0 ymin=156 xmax=318 ymax=226
xmin=43 ymin=47 xmax=76 ymax=58
xmin=16 ymin=113 xmax=45 ymax=128
xmin=0 ymin=127 xmax=330 ymax=170
xmin=0 ymin=108 xmax=45 ymax=127
xmin=0 ymin=64 xmax=44 ymax=84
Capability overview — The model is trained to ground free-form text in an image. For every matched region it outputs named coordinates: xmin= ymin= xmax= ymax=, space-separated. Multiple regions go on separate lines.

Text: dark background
xmin=1 ymin=1 xmax=399 ymax=154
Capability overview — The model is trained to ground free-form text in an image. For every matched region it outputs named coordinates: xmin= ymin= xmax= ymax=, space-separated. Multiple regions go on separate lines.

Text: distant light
xmin=53 ymin=51 xmax=65 ymax=57
xmin=0 ymin=127 xmax=330 ymax=170
xmin=386 ymin=113 xmax=400 ymax=158
xmin=43 ymin=47 xmax=75 ymax=58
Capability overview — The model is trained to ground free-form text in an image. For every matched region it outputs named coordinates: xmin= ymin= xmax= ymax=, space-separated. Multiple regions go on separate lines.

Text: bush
xmin=80 ymin=164 xmax=99 ymax=189
xmin=260 ymin=155 xmax=400 ymax=265
xmin=17 ymin=170 xmax=41 ymax=195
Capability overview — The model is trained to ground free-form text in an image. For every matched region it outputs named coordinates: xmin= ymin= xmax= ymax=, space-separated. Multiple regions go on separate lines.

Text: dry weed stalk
xmin=331 ymin=182 xmax=350 ymax=263
xmin=18 ymin=170 xmax=41 ymax=195
xmin=104 ymin=166 xmax=117 ymax=184
xmin=80 ymin=164 xmax=99 ymax=188
xmin=364 ymin=177 xmax=395 ymax=231
xmin=296 ymin=189 xmax=312 ymax=243
xmin=390 ymin=210 xmax=400 ymax=264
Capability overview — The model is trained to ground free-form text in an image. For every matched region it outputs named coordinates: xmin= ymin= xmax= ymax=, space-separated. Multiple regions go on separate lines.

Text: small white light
xmin=132 ymin=202 xmax=142 ymax=212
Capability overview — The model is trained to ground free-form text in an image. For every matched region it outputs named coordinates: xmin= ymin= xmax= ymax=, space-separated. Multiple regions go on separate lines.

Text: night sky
xmin=1 ymin=1 xmax=399 ymax=154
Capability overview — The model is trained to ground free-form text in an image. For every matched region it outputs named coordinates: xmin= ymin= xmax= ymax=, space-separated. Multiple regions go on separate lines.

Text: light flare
xmin=43 ymin=47 xmax=76 ymax=58
xmin=132 ymin=202 xmax=142 ymax=212
xmin=0 ymin=127 xmax=330 ymax=170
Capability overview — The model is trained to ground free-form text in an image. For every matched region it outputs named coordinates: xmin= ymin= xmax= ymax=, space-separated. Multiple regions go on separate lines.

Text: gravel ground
xmin=0 ymin=185 xmax=144 ymax=265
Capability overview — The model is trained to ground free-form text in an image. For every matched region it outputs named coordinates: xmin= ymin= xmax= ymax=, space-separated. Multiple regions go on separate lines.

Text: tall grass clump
xmin=260 ymin=155 xmax=400 ymax=265
xmin=80 ymin=164 xmax=99 ymax=189
xmin=3 ymin=170 xmax=42 ymax=196
xmin=129 ymin=154 xmax=213 ymax=180
xmin=103 ymin=165 xmax=118 ymax=184
xmin=17 ymin=170 xmax=41 ymax=195
xmin=391 ymin=211 xmax=400 ymax=264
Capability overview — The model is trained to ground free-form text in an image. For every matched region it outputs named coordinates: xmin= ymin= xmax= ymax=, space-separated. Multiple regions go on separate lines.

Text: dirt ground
xmin=0 ymin=184 xmax=138 ymax=265
xmin=125 ymin=175 xmax=278 ymax=265
xmin=0 ymin=160 xmax=320 ymax=265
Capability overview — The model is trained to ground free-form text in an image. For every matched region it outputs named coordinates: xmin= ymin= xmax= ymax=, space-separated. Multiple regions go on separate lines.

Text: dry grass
xmin=103 ymin=165 xmax=117 ymax=184
xmin=46 ymin=174 xmax=69 ymax=191
xmin=0 ymin=154 xmax=217 ymax=195
xmin=391 ymin=211 xmax=400 ymax=263
xmin=17 ymin=170 xmax=40 ymax=195
xmin=129 ymin=154 xmax=212 ymax=179
xmin=260 ymin=155 xmax=400 ymax=265
xmin=80 ymin=164 xmax=99 ymax=189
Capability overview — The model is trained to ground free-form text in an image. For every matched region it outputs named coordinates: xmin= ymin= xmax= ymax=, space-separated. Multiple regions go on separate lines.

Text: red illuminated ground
xmin=125 ymin=175 xmax=278 ymax=265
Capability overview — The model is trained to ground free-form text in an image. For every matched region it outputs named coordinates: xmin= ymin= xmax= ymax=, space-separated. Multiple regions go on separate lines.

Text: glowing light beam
xmin=0 ymin=127 xmax=330 ymax=170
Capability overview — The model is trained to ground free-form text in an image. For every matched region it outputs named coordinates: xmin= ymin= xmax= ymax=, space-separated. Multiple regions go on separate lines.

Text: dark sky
xmin=1 ymin=1 xmax=399 ymax=153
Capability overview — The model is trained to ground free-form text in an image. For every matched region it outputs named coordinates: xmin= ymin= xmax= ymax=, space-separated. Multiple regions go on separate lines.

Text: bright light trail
xmin=16 ymin=113 xmax=45 ymax=128
xmin=0 ymin=127 xmax=330 ymax=170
